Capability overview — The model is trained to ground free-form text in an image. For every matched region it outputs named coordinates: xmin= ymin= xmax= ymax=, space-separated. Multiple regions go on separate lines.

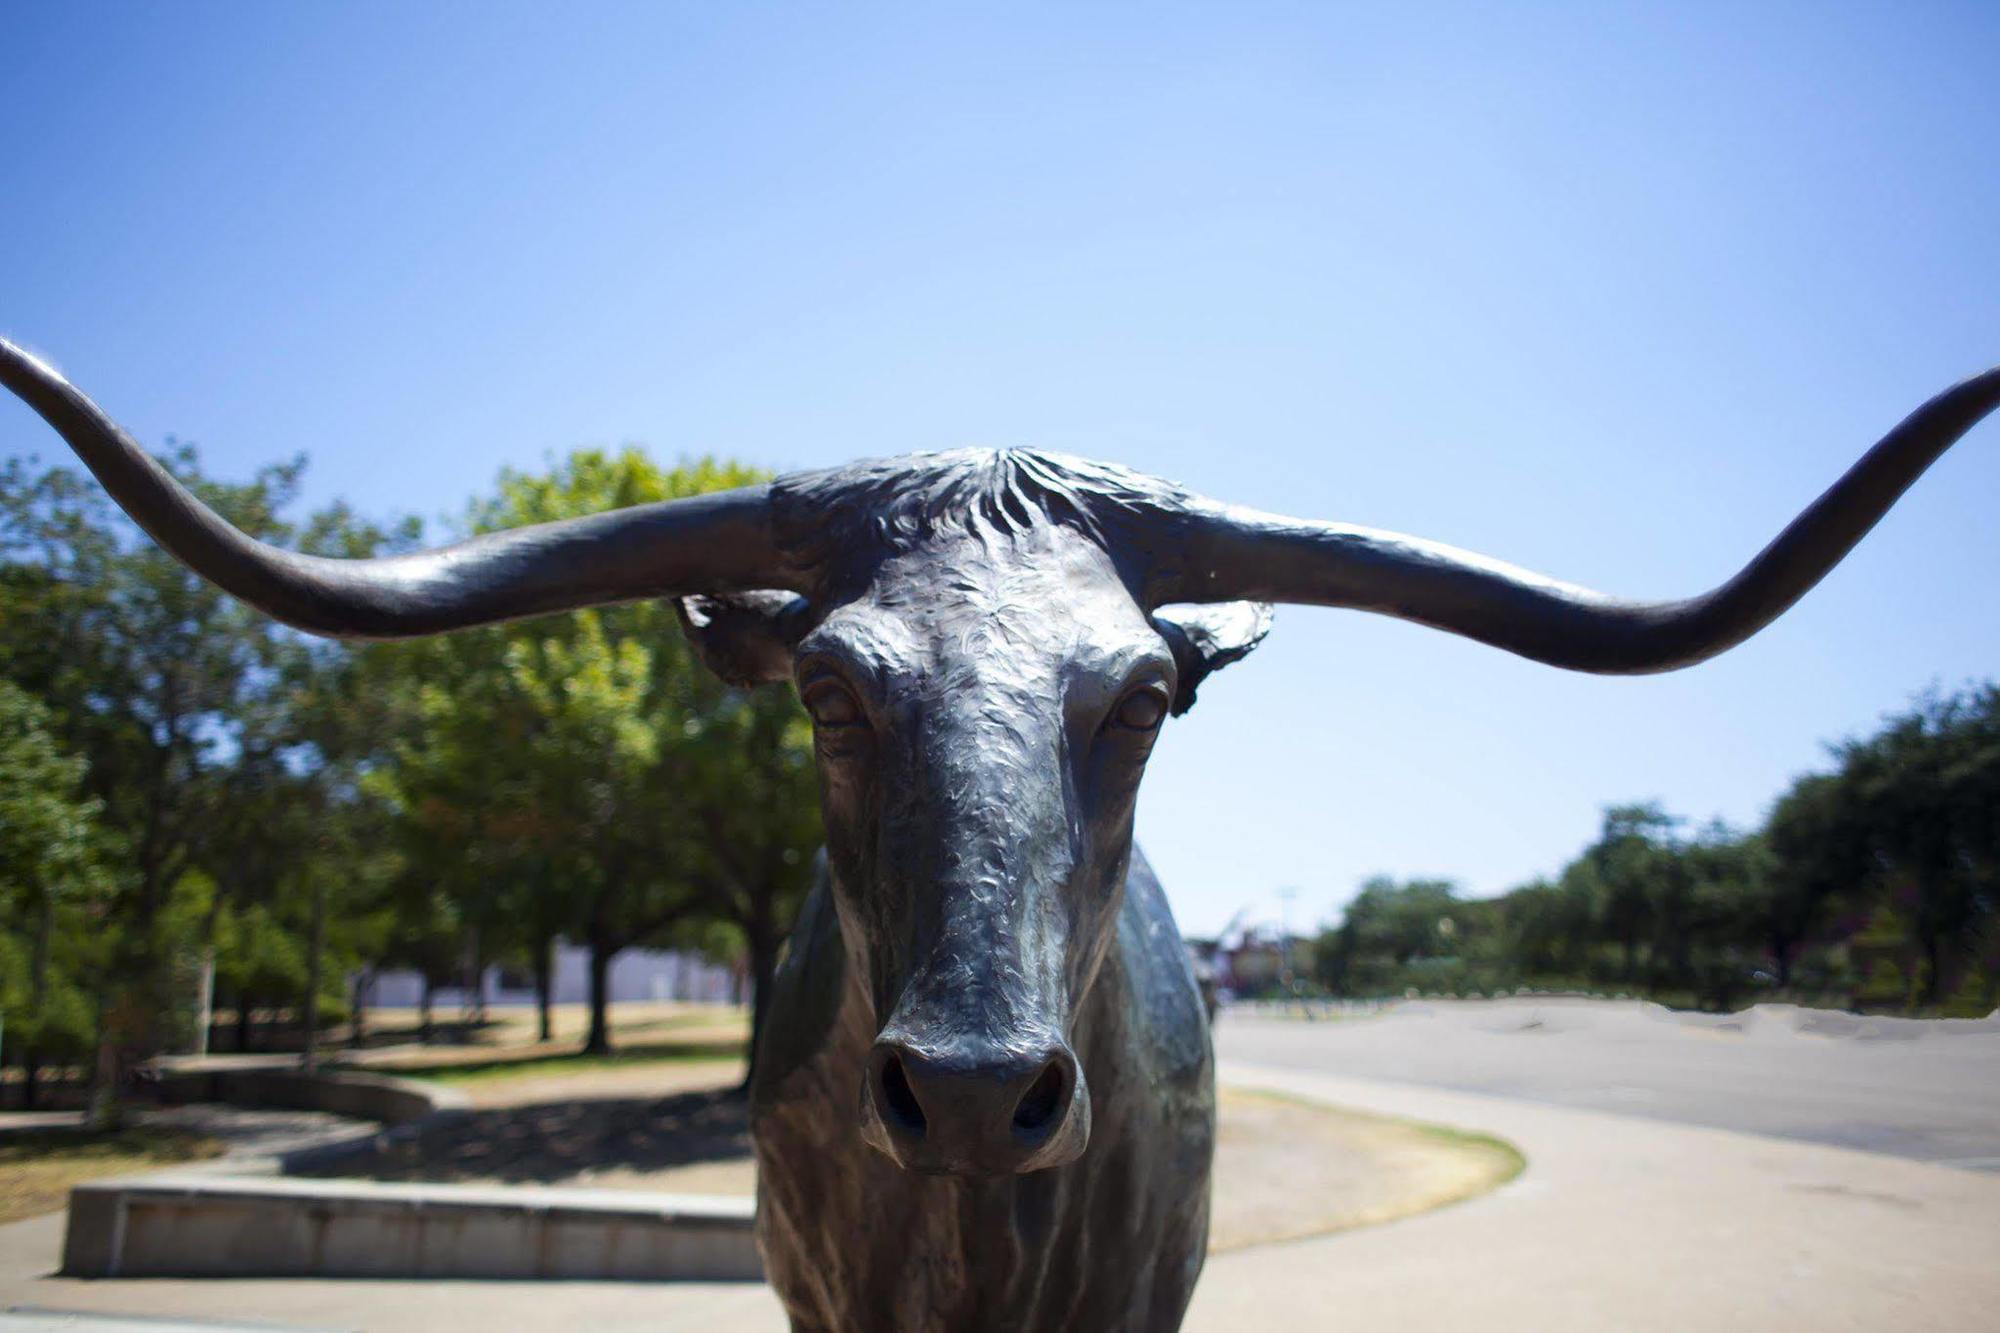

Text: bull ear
xmin=1151 ymin=601 xmax=1274 ymax=716
xmin=676 ymin=591 xmax=812 ymax=688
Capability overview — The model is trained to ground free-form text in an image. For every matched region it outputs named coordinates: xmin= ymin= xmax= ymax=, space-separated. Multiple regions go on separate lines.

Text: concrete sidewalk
xmin=5 ymin=1065 xmax=1996 ymax=1331
xmin=1185 ymin=1062 xmax=2000 ymax=1332
xmin=0 ymin=1105 xmax=368 ymax=1164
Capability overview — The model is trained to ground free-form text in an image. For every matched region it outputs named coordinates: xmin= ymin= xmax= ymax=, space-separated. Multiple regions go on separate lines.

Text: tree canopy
xmin=0 ymin=440 xmax=818 ymax=1112
xmin=1306 ymin=685 xmax=2000 ymax=1016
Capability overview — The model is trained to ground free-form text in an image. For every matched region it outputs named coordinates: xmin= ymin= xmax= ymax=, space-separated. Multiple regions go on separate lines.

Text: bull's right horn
xmin=1165 ymin=365 xmax=2000 ymax=674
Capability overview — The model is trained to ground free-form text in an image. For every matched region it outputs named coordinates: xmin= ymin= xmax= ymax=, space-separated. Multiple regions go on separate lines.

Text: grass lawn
xmin=381 ymin=1037 xmax=746 ymax=1087
xmin=0 ymin=1126 xmax=224 ymax=1224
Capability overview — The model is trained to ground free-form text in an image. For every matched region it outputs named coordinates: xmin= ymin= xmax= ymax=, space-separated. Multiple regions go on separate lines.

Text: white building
xmin=366 ymin=942 xmax=739 ymax=1009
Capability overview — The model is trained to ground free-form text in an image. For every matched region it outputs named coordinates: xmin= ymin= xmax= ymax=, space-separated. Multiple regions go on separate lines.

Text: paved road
xmin=1216 ymin=997 xmax=2000 ymax=1169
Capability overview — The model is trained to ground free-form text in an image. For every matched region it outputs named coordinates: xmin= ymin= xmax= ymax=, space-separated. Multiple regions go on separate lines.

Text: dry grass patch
xmin=0 ymin=1126 xmax=224 ymax=1224
xmin=1208 ymin=1087 xmax=1523 ymax=1251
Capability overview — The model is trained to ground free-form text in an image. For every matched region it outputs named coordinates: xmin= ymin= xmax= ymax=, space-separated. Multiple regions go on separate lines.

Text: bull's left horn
xmin=0 ymin=339 xmax=805 ymax=639
xmin=1166 ymin=366 xmax=2000 ymax=674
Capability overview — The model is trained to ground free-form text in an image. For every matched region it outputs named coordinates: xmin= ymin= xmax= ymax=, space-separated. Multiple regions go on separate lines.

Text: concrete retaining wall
xmin=69 ymin=1059 xmax=758 ymax=1282
xmin=62 ymin=1175 xmax=761 ymax=1281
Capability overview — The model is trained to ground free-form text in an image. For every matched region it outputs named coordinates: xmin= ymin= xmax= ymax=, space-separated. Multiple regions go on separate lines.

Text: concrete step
xmin=61 ymin=1176 xmax=759 ymax=1282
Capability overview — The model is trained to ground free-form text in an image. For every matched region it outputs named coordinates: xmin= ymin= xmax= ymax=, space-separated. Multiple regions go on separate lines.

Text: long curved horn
xmin=1167 ymin=366 xmax=2000 ymax=674
xmin=0 ymin=339 xmax=806 ymax=638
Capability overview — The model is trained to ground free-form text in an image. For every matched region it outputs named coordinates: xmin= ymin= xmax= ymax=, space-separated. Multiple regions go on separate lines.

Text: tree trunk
xmin=585 ymin=935 xmax=616 ymax=1055
xmin=419 ymin=975 xmax=435 ymax=1045
xmin=193 ymin=948 xmax=215 ymax=1057
xmin=195 ymin=880 xmax=227 ymax=1059
xmin=349 ymin=967 xmax=373 ymax=1050
xmin=533 ymin=936 xmax=555 ymax=1044
xmin=23 ymin=889 xmax=55 ymax=1109
xmin=301 ymin=878 xmax=328 ymax=1074
xmin=1921 ymin=931 xmax=1946 ymax=1008
xmin=1768 ymin=928 xmax=1794 ymax=990
xmin=84 ymin=994 xmax=119 ymax=1132
xmin=463 ymin=925 xmax=486 ymax=1028
xmin=236 ymin=988 xmax=254 ymax=1053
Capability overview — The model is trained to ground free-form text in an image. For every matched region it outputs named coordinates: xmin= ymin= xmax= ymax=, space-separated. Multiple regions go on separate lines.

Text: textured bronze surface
xmin=4 ymin=336 xmax=1994 ymax=1331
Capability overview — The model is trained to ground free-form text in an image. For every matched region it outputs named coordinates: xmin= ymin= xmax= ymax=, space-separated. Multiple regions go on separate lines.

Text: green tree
xmin=1832 ymin=688 xmax=2000 ymax=1007
xmin=2 ymin=446 xmax=417 ymax=1090
xmin=369 ymin=447 xmax=818 ymax=1055
xmin=0 ymin=681 xmax=113 ymax=1106
xmin=1762 ymin=775 xmax=1869 ymax=988
xmin=1313 ymin=876 xmax=1463 ymax=995
xmin=1675 ymin=823 xmax=1772 ymax=1009
xmin=1577 ymin=803 xmax=1679 ymax=983
xmin=1499 ymin=876 xmax=1594 ymax=984
xmin=1 ymin=446 xmax=314 ymax=1113
xmin=679 ymin=675 xmax=821 ymax=1073
xmin=0 ymin=447 xmax=300 ymax=925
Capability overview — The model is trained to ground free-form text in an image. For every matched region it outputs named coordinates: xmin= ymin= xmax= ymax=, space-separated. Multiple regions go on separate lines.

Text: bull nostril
xmin=1011 ymin=1061 xmax=1067 ymax=1137
xmin=879 ymin=1054 xmax=927 ymax=1136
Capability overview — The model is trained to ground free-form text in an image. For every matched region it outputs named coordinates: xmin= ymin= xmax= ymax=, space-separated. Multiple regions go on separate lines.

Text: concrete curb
xmin=61 ymin=1175 xmax=760 ymax=1281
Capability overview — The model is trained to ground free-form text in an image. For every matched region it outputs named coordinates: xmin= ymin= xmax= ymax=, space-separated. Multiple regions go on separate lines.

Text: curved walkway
xmin=1187 ymin=1062 xmax=2000 ymax=1332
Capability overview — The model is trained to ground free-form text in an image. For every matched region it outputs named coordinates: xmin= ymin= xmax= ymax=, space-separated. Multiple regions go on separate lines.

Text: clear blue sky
xmin=4 ymin=3 xmax=1995 ymax=937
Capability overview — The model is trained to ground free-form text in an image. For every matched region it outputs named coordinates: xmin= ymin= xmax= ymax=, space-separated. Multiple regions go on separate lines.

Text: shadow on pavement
xmin=296 ymin=1086 xmax=751 ymax=1186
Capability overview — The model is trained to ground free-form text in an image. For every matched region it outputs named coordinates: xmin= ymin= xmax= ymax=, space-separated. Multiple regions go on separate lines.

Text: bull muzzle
xmin=861 ymin=1030 xmax=1091 ymax=1176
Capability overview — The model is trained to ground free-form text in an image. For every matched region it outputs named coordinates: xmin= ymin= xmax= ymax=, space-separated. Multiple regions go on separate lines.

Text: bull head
xmin=4 ymin=338 xmax=1996 ymax=1176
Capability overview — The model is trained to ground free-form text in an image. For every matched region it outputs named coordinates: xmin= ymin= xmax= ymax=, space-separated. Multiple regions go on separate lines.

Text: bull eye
xmin=803 ymin=681 xmax=864 ymax=729
xmin=1111 ymin=687 xmax=1169 ymax=733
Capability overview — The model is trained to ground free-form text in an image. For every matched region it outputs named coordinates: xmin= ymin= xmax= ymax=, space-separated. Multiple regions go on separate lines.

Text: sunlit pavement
xmin=1186 ymin=1060 xmax=2000 ymax=1332
xmin=3 ymin=1002 xmax=1996 ymax=1330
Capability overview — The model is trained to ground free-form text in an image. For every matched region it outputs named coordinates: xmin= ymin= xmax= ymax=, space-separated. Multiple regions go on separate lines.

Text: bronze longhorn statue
xmin=3 ymin=338 xmax=1994 ymax=1332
